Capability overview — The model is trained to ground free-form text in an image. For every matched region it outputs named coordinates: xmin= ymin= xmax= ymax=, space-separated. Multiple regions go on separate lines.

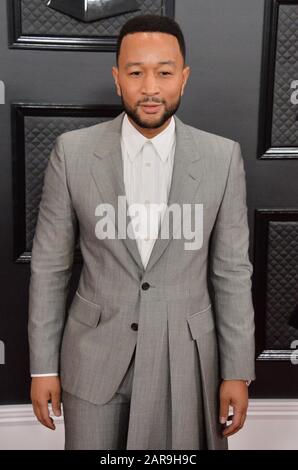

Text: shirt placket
xmin=140 ymin=141 xmax=159 ymax=263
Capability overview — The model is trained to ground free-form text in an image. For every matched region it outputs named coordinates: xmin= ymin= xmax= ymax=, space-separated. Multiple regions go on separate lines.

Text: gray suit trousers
xmin=62 ymin=343 xmax=208 ymax=450
xmin=62 ymin=348 xmax=137 ymax=450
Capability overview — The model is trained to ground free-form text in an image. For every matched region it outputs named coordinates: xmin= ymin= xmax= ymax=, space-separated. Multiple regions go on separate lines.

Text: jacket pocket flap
xmin=187 ymin=304 xmax=215 ymax=339
xmin=69 ymin=291 xmax=102 ymax=328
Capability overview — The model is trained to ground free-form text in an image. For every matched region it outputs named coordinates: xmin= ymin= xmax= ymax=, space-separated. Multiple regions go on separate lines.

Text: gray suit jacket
xmin=28 ymin=111 xmax=255 ymax=448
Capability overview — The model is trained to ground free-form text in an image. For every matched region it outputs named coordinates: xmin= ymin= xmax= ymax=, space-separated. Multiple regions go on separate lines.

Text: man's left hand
xmin=219 ymin=380 xmax=248 ymax=438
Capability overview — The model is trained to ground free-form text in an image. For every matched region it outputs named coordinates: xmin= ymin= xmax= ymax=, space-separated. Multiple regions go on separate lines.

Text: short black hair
xmin=116 ymin=14 xmax=186 ymax=67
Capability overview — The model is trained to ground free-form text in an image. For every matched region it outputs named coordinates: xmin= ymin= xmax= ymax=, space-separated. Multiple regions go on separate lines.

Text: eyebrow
xmin=124 ymin=60 xmax=176 ymax=69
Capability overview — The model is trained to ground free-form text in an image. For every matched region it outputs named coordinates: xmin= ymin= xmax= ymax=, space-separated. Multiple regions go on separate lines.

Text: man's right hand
xmin=31 ymin=377 xmax=61 ymax=430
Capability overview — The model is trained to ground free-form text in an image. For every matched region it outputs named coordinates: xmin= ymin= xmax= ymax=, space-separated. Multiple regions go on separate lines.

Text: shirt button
xmin=131 ymin=323 xmax=138 ymax=331
xmin=141 ymin=282 xmax=150 ymax=290
xmin=145 ymin=162 xmax=151 ymax=167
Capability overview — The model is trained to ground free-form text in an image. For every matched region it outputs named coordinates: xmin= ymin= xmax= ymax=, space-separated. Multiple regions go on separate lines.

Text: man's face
xmin=112 ymin=32 xmax=190 ymax=132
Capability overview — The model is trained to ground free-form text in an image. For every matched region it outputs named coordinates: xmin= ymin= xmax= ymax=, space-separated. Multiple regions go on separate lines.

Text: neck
xmin=127 ymin=115 xmax=172 ymax=139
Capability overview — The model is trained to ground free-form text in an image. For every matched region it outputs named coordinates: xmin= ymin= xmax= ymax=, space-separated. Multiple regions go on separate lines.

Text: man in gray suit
xmin=28 ymin=14 xmax=255 ymax=450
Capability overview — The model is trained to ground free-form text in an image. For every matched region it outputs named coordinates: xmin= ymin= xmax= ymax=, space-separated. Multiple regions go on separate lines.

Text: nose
xmin=141 ymin=71 xmax=160 ymax=97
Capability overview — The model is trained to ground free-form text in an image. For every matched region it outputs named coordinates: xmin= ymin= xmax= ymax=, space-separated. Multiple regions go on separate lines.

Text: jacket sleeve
xmin=28 ymin=135 xmax=78 ymax=375
xmin=209 ymin=141 xmax=256 ymax=381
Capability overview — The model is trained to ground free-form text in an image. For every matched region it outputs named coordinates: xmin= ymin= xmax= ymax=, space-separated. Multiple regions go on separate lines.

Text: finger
xmin=219 ymin=396 xmax=230 ymax=425
xmin=240 ymin=411 xmax=247 ymax=428
xmin=32 ymin=401 xmax=42 ymax=424
xmin=51 ymin=391 xmax=61 ymax=417
xmin=222 ymin=408 xmax=242 ymax=436
xmin=222 ymin=408 xmax=245 ymax=437
xmin=37 ymin=401 xmax=55 ymax=430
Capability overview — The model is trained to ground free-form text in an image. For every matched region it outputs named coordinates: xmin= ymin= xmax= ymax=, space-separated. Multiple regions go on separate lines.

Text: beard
xmin=120 ymin=93 xmax=181 ymax=129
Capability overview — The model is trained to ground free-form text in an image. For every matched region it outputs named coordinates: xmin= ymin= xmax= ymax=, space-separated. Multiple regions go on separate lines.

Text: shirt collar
xmin=121 ymin=112 xmax=176 ymax=163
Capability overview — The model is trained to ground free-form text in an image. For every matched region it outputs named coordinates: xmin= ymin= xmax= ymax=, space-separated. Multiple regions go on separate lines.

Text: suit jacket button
xmin=141 ymin=282 xmax=150 ymax=290
xmin=131 ymin=323 xmax=138 ymax=331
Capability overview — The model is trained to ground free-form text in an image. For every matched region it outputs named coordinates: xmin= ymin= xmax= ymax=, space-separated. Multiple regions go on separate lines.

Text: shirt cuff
xmin=31 ymin=373 xmax=59 ymax=377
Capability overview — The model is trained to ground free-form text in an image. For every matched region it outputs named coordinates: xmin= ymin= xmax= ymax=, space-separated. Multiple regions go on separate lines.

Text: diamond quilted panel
xmin=266 ymin=221 xmax=298 ymax=349
xmin=271 ymin=4 xmax=298 ymax=146
xmin=25 ymin=115 xmax=108 ymax=250
xmin=21 ymin=0 xmax=163 ymax=37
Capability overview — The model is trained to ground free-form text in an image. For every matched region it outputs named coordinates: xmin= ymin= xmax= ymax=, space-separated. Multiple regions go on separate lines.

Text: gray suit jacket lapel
xmin=91 ymin=111 xmax=203 ymax=274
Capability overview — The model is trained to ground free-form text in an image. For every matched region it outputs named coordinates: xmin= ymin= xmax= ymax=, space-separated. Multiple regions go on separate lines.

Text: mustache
xmin=138 ymin=98 xmax=164 ymax=105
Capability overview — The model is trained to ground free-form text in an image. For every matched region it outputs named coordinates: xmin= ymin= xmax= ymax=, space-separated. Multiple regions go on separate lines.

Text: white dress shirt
xmin=121 ymin=112 xmax=176 ymax=269
xmin=31 ymin=113 xmax=176 ymax=377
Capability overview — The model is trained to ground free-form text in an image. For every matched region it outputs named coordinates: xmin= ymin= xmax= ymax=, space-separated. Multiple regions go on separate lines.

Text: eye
xmin=130 ymin=71 xmax=141 ymax=76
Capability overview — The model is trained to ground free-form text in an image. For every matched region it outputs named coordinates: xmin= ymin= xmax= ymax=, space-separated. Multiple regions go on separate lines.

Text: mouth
xmin=140 ymin=104 xmax=162 ymax=114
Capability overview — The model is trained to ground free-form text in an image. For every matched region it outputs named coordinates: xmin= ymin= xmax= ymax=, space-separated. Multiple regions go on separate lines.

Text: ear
xmin=181 ymin=66 xmax=191 ymax=96
xmin=112 ymin=66 xmax=121 ymax=97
